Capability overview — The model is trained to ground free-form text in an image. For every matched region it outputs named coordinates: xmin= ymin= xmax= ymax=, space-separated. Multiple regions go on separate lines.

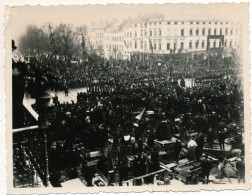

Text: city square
xmin=8 ymin=3 xmax=249 ymax=190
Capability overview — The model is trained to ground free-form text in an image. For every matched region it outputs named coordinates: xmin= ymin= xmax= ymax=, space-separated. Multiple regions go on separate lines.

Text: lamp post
xmin=37 ymin=95 xmax=51 ymax=187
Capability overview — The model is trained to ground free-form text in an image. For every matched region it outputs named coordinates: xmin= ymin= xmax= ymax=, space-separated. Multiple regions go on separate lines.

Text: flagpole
xmin=191 ymin=62 xmax=194 ymax=89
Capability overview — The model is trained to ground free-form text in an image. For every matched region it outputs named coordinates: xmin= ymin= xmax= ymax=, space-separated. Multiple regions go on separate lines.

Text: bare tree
xmin=19 ymin=25 xmax=49 ymax=56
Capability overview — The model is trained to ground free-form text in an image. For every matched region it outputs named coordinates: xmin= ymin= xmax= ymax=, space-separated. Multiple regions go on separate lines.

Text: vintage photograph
xmin=6 ymin=2 xmax=250 ymax=192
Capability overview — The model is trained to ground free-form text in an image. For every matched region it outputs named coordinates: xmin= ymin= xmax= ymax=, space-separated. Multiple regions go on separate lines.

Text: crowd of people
xmin=31 ymin=51 xmax=240 ymax=91
xmin=13 ymin=50 xmax=245 ymax=186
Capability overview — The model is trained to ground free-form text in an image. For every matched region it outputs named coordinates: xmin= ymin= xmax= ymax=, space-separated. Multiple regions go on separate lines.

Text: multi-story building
xmin=87 ymin=27 xmax=105 ymax=56
xmin=103 ymin=25 xmax=125 ymax=59
xmin=88 ymin=23 xmax=126 ymax=59
xmin=88 ymin=16 xmax=241 ymax=62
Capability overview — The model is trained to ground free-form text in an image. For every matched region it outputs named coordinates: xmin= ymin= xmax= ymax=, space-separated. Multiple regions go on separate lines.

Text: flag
xmin=122 ymin=37 xmax=129 ymax=49
xmin=148 ymin=37 xmax=153 ymax=53
xmin=135 ymin=108 xmax=146 ymax=120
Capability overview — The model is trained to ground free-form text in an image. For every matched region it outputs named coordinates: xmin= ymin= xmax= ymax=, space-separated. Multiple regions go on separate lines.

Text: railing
xmin=13 ymin=126 xmax=47 ymax=187
xmin=120 ymin=162 xmax=173 ymax=186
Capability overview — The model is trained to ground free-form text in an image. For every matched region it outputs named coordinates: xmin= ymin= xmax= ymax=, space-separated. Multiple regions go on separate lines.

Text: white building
xmin=87 ymin=27 xmax=105 ymax=55
xmin=88 ymin=23 xmax=126 ymax=60
xmin=87 ymin=17 xmax=241 ymax=61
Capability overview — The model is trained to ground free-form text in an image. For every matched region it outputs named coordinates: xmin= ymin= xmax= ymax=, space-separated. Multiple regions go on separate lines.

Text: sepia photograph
xmin=4 ymin=2 xmax=251 ymax=193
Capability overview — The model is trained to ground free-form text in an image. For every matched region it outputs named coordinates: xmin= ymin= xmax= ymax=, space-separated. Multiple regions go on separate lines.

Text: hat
xmin=12 ymin=40 xmax=17 ymax=51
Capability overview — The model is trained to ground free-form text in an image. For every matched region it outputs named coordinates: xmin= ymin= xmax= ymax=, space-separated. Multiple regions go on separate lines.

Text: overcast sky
xmin=7 ymin=3 xmax=248 ymax=46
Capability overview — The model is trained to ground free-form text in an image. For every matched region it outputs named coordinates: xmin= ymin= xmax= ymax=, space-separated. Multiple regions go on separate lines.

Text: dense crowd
xmin=33 ymin=52 xmax=240 ymax=90
xmin=13 ymin=51 xmax=245 ymax=186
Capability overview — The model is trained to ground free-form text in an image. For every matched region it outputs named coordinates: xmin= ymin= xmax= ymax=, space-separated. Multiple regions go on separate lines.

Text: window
xmin=231 ymin=29 xmax=233 ymax=35
xmin=174 ymin=22 xmax=177 ymax=25
xmin=154 ymin=28 xmax=157 ymax=36
xmin=144 ymin=30 xmax=147 ymax=36
xmin=189 ymin=41 xmax=192 ymax=49
xmin=130 ymin=41 xmax=132 ymax=48
xmin=220 ymin=28 xmax=222 ymax=35
xmin=159 ymin=22 xmax=161 ymax=25
xmin=130 ymin=32 xmax=132 ymax=37
xmin=220 ymin=22 xmax=223 ymax=24
xmin=236 ymin=29 xmax=238 ymax=35
xmin=215 ymin=22 xmax=218 ymax=24
xmin=203 ymin=22 xmax=206 ymax=24
xmin=141 ymin=30 xmax=143 ymax=37
xmin=202 ymin=41 xmax=205 ymax=48
xmin=190 ymin=29 xmax=193 ymax=36
xmin=214 ymin=28 xmax=217 ymax=35
xmin=230 ymin=40 xmax=232 ymax=47
xmin=209 ymin=22 xmax=211 ymax=24
xmin=219 ymin=41 xmax=222 ymax=47
xmin=150 ymin=29 xmax=152 ymax=36
xmin=159 ymin=42 xmax=161 ymax=50
xmin=167 ymin=21 xmax=170 ymax=25
xmin=190 ymin=21 xmax=193 ymax=24
xmin=144 ymin=41 xmax=147 ymax=49
xmin=226 ymin=22 xmax=228 ymax=24
xmin=154 ymin=42 xmax=156 ymax=50
xmin=208 ymin=28 xmax=211 ymax=35
xmin=182 ymin=22 xmax=184 ymax=24
xmin=159 ymin=28 xmax=162 ymax=36
xmin=225 ymin=40 xmax=227 ymax=47
xmin=213 ymin=41 xmax=216 ymax=48
xmin=135 ymin=24 xmax=137 ymax=27
xmin=154 ymin=22 xmax=156 ymax=25
xmin=202 ymin=28 xmax=205 ymax=36
xmin=135 ymin=31 xmax=137 ymax=37
xmin=167 ymin=43 xmax=170 ymax=50
xmin=195 ymin=41 xmax=199 ymax=49
xmin=145 ymin=23 xmax=147 ymax=27
xmin=141 ymin=41 xmax=143 ymax=49
xmin=196 ymin=29 xmax=199 ymax=36
xmin=174 ymin=43 xmax=177 ymax=50
xmin=181 ymin=29 xmax=184 ymax=36
xmin=180 ymin=42 xmax=184 ymax=49
xmin=135 ymin=41 xmax=137 ymax=49
xmin=196 ymin=22 xmax=199 ymax=24
xmin=225 ymin=28 xmax=228 ymax=35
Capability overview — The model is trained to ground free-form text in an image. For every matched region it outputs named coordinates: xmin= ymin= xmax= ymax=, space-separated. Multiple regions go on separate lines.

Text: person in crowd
xmin=173 ymin=140 xmax=182 ymax=163
xmin=118 ymin=155 xmax=129 ymax=186
xmin=236 ymin=156 xmax=245 ymax=183
xmin=187 ymin=137 xmax=198 ymax=162
xmin=201 ymin=155 xmax=212 ymax=184
xmin=218 ymin=127 xmax=227 ymax=151
xmin=82 ymin=165 xmax=95 ymax=186
xmin=132 ymin=154 xmax=146 ymax=186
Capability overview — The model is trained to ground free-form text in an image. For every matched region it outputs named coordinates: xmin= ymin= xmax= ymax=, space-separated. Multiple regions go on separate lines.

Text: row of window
xmin=137 ymin=21 xmax=235 ymax=28
xmin=124 ymin=28 xmax=238 ymax=38
xmin=126 ymin=39 xmax=236 ymax=50
xmin=187 ymin=28 xmax=237 ymax=36
xmin=95 ymin=32 xmax=103 ymax=38
xmin=107 ymin=44 xmax=124 ymax=51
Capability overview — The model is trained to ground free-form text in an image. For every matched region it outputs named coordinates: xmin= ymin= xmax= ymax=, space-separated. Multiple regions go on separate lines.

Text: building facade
xmin=88 ymin=17 xmax=241 ymax=61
